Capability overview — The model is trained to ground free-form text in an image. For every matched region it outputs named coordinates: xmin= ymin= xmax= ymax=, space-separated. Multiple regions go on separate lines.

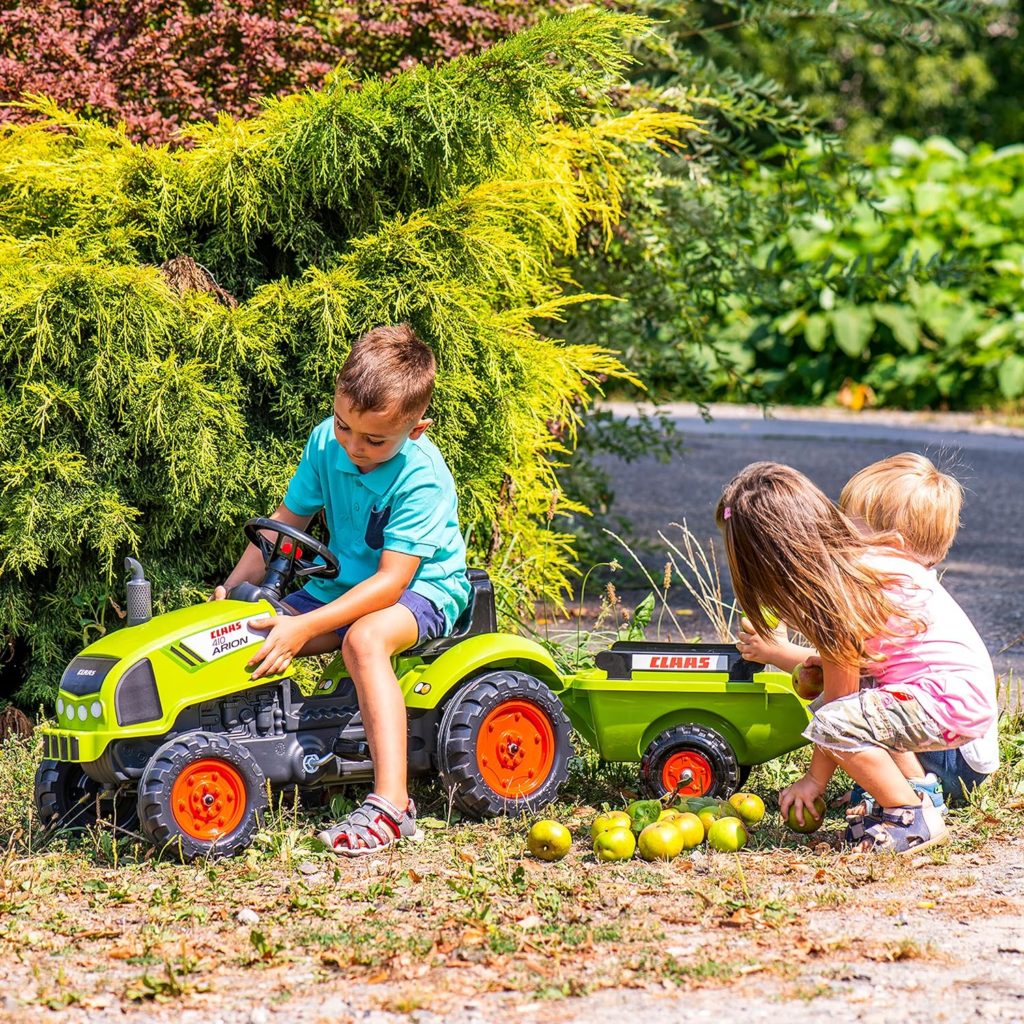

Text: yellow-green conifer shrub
xmin=0 ymin=10 xmax=695 ymax=705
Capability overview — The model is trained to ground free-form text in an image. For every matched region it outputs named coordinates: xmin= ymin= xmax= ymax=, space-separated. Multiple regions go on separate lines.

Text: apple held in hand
xmin=792 ymin=662 xmax=824 ymax=701
xmin=527 ymin=819 xmax=572 ymax=861
xmin=785 ymin=796 xmax=827 ymax=833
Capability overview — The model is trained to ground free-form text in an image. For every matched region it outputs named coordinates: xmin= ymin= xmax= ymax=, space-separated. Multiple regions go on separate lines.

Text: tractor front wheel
xmin=137 ymin=732 xmax=268 ymax=861
xmin=35 ymin=759 xmax=103 ymax=832
xmin=437 ymin=671 xmax=572 ymax=818
xmin=639 ymin=724 xmax=740 ymax=800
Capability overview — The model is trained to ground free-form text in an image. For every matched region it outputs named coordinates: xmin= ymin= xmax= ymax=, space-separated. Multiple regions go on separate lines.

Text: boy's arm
xmin=213 ymin=504 xmax=313 ymax=599
xmin=246 ymin=550 xmax=421 ymax=679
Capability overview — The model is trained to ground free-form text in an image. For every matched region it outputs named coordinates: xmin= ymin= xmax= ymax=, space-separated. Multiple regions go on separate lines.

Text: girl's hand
xmin=246 ymin=614 xmax=313 ymax=679
xmin=736 ymin=615 xmax=787 ymax=663
xmin=779 ymin=771 xmax=827 ymax=828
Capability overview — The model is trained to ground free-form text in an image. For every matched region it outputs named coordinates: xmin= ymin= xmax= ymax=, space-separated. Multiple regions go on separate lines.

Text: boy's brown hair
xmin=336 ymin=323 xmax=435 ymax=421
xmin=839 ymin=453 xmax=962 ymax=568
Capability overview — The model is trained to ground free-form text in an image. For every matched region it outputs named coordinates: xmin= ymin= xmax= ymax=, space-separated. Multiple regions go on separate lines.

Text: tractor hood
xmin=41 ymin=600 xmax=281 ymax=763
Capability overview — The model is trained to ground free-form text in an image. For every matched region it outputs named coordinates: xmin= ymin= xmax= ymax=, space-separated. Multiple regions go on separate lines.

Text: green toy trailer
xmin=36 ymin=519 xmax=810 ymax=860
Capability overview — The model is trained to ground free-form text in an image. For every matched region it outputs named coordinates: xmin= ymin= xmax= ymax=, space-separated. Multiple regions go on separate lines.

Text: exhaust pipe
xmin=124 ymin=557 xmax=152 ymax=626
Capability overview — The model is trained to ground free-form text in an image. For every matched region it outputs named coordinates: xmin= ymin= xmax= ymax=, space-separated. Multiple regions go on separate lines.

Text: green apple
xmin=706 ymin=816 xmax=748 ymax=852
xmin=674 ymin=812 xmax=705 ymax=849
xmin=785 ymin=796 xmax=827 ymax=833
xmin=728 ymin=792 xmax=766 ymax=825
xmin=637 ymin=820 xmax=685 ymax=862
xmin=527 ymin=819 xmax=572 ymax=861
xmin=593 ymin=826 xmax=636 ymax=862
xmin=590 ymin=810 xmax=632 ymax=843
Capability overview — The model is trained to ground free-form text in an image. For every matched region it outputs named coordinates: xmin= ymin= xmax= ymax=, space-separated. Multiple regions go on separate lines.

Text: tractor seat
xmin=407 ymin=568 xmax=497 ymax=658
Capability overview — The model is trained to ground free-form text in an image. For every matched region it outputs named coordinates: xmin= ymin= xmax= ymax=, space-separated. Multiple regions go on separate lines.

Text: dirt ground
xmin=2 ymin=813 xmax=1023 ymax=1024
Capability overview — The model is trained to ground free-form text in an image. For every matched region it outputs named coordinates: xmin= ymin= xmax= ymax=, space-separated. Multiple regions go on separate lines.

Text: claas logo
xmin=648 ymin=655 xmax=711 ymax=670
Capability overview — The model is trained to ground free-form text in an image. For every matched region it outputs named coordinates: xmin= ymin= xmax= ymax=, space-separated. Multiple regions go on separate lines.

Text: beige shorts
xmin=804 ymin=687 xmax=960 ymax=754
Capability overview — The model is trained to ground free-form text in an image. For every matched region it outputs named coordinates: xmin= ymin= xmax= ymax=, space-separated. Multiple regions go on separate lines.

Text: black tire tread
xmin=34 ymin=759 xmax=102 ymax=831
xmin=639 ymin=723 xmax=740 ymax=800
xmin=438 ymin=670 xmax=572 ymax=819
xmin=137 ymin=731 xmax=268 ymax=861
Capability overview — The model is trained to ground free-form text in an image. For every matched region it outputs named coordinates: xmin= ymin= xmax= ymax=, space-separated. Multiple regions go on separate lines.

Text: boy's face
xmin=332 ymin=393 xmax=430 ymax=473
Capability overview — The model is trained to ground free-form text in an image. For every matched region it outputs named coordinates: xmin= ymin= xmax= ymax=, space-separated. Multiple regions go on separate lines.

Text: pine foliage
xmin=0 ymin=10 xmax=693 ymax=706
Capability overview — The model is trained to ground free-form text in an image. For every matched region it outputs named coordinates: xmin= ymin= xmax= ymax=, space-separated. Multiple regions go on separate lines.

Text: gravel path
xmin=593 ymin=402 xmax=1024 ymax=683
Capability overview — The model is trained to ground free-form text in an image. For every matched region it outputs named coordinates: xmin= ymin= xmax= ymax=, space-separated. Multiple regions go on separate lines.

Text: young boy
xmin=737 ymin=452 xmax=998 ymax=806
xmin=216 ymin=324 xmax=471 ymax=855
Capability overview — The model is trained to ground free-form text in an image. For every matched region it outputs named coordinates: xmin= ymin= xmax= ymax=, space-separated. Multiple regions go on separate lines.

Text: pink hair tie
xmin=723 ymin=506 xmax=732 ymax=520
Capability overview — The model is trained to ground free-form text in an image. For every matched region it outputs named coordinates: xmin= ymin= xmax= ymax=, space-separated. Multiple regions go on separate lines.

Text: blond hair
xmin=840 ymin=453 xmax=962 ymax=568
xmin=716 ymin=462 xmax=920 ymax=666
xmin=336 ymin=323 xmax=435 ymax=420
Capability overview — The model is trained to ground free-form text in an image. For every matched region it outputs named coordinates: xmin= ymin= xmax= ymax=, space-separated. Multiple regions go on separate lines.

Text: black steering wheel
xmin=228 ymin=518 xmax=340 ymax=606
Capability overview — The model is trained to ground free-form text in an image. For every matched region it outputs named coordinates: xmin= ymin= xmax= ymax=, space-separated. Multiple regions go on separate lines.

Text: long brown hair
xmin=716 ymin=462 xmax=919 ymax=666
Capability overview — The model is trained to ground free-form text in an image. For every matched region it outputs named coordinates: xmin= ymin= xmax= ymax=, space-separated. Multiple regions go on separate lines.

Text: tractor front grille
xmin=44 ymin=733 xmax=80 ymax=760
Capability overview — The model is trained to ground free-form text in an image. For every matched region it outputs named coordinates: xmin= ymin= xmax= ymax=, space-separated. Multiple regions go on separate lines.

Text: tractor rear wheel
xmin=137 ymin=732 xmax=268 ymax=861
xmin=639 ymin=724 xmax=740 ymax=800
xmin=437 ymin=671 xmax=572 ymax=818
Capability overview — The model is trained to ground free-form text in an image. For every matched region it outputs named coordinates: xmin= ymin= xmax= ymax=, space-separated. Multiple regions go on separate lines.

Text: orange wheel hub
xmin=662 ymin=750 xmax=713 ymax=797
xmin=476 ymin=700 xmax=555 ymax=799
xmin=170 ymin=759 xmax=246 ymax=840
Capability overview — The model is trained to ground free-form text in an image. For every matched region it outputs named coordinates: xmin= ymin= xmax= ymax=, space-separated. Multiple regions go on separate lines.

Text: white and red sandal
xmin=317 ymin=794 xmax=423 ymax=857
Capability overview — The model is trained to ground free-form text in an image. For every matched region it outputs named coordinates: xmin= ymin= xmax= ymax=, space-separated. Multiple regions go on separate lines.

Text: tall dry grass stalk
xmin=604 ymin=521 xmax=737 ymax=643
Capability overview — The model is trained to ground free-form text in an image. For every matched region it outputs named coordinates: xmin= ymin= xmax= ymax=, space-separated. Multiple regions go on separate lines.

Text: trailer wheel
xmin=639 ymin=724 xmax=740 ymax=800
xmin=138 ymin=732 xmax=268 ymax=861
xmin=437 ymin=671 xmax=572 ymax=818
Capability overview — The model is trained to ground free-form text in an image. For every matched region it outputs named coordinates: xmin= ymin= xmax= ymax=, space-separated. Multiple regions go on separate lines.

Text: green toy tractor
xmin=35 ymin=519 xmax=574 ymax=860
xmin=36 ymin=519 xmax=812 ymax=861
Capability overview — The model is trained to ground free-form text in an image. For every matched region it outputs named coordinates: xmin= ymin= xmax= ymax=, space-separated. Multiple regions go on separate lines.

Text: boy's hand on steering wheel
xmin=246 ymin=613 xmax=314 ymax=679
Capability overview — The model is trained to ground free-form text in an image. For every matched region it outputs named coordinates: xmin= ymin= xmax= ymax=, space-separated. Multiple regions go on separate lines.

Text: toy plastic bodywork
xmin=36 ymin=522 xmax=809 ymax=859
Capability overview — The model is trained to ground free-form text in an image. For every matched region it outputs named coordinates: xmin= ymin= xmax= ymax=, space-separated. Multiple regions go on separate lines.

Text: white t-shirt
xmin=959 ymin=722 xmax=1000 ymax=774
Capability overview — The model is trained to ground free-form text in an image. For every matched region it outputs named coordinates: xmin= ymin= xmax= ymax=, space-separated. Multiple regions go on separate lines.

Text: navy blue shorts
xmin=283 ymin=587 xmax=448 ymax=647
xmin=917 ymin=748 xmax=989 ymax=805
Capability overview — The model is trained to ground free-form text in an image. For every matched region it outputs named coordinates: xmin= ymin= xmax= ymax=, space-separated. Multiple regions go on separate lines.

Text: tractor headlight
xmin=56 ymin=698 xmax=64 ymax=716
xmin=77 ymin=705 xmax=87 ymax=722
xmin=65 ymin=705 xmax=75 ymax=722
xmin=90 ymin=701 xmax=102 ymax=720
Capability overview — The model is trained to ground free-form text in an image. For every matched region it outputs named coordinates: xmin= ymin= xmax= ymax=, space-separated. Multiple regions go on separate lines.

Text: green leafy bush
xmin=710 ymin=136 xmax=1024 ymax=408
xmin=0 ymin=11 xmax=692 ymax=706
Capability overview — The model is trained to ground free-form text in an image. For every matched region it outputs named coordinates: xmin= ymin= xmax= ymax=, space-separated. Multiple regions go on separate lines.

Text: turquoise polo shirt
xmin=283 ymin=417 xmax=470 ymax=632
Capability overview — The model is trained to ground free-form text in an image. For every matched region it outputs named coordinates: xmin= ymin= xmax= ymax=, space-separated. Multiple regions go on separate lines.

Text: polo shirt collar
xmin=335 ymin=437 xmax=413 ymax=496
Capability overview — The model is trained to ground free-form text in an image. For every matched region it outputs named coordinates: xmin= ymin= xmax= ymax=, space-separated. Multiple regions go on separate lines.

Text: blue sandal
xmin=317 ymin=794 xmax=423 ymax=857
xmin=853 ymin=796 xmax=948 ymax=855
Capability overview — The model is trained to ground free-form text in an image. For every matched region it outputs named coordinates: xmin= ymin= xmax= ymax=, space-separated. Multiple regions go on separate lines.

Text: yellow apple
xmin=527 ymin=819 xmax=572 ymax=861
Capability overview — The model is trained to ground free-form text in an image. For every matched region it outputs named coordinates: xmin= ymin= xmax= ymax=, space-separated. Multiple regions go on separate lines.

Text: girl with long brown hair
xmin=716 ymin=462 xmax=996 ymax=854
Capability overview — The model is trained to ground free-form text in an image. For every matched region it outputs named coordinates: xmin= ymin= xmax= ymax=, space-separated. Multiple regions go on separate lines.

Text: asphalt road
xmin=594 ymin=404 xmax=1024 ymax=684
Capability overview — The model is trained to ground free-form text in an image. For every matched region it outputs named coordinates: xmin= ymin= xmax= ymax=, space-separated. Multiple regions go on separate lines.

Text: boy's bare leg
xmin=341 ymin=605 xmax=419 ymax=811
